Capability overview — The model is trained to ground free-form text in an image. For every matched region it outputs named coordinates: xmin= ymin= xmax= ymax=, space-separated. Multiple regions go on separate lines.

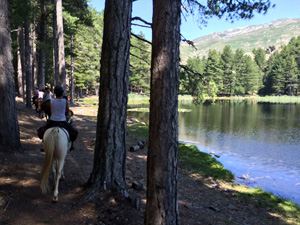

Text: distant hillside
xmin=180 ymin=18 xmax=300 ymax=63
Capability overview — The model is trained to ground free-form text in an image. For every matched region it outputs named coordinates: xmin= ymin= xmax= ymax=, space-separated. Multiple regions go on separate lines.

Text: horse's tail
xmin=40 ymin=128 xmax=58 ymax=194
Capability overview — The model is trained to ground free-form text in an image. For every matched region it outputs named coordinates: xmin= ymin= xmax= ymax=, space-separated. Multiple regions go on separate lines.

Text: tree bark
xmin=56 ymin=0 xmax=66 ymax=90
xmin=53 ymin=0 xmax=59 ymax=86
xmin=145 ymin=0 xmax=181 ymax=224
xmin=17 ymin=26 xmax=24 ymax=97
xmin=70 ymin=34 xmax=74 ymax=104
xmin=25 ymin=19 xmax=32 ymax=107
xmin=31 ymin=21 xmax=37 ymax=89
xmin=38 ymin=0 xmax=47 ymax=89
xmin=0 ymin=0 xmax=22 ymax=151
xmin=84 ymin=0 xmax=132 ymax=201
xmin=18 ymin=25 xmax=26 ymax=102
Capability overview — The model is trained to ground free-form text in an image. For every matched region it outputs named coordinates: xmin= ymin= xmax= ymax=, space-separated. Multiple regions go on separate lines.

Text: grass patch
xmin=128 ymin=93 xmax=149 ymax=105
xmin=254 ymin=95 xmax=300 ymax=103
xmin=76 ymin=94 xmax=193 ymax=106
xmin=214 ymin=95 xmax=300 ymax=104
xmin=178 ymin=143 xmax=234 ymax=181
xmin=178 ymin=95 xmax=193 ymax=102
xmin=77 ymin=97 xmax=98 ymax=105
xmin=127 ymin=108 xmax=150 ymax=112
xmin=126 ymin=122 xmax=149 ymax=140
xmin=127 ymin=108 xmax=192 ymax=112
xmin=232 ymin=185 xmax=300 ymax=224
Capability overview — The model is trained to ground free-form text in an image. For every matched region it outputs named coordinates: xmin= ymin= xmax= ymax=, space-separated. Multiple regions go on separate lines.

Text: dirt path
xmin=0 ymin=100 xmax=291 ymax=225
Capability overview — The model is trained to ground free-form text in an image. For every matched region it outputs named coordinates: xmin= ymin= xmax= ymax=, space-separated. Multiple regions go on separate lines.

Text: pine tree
xmin=233 ymin=49 xmax=246 ymax=95
xmin=129 ymin=33 xmax=151 ymax=94
xmin=179 ymin=56 xmax=205 ymax=96
xmin=220 ymin=45 xmax=235 ymax=95
xmin=253 ymin=47 xmax=267 ymax=73
xmin=242 ymin=55 xmax=261 ymax=95
xmin=204 ymin=49 xmax=222 ymax=95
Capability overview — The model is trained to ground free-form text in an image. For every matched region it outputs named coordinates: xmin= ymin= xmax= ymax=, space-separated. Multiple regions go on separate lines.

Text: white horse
xmin=40 ymin=127 xmax=71 ymax=202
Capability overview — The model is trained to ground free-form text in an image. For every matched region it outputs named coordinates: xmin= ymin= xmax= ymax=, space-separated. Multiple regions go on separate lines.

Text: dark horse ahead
xmin=43 ymin=100 xmax=51 ymax=120
xmin=33 ymin=97 xmax=44 ymax=118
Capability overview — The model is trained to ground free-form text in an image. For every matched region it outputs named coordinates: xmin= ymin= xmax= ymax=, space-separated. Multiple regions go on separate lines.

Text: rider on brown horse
xmin=37 ymin=86 xmax=78 ymax=150
xmin=42 ymin=87 xmax=52 ymax=106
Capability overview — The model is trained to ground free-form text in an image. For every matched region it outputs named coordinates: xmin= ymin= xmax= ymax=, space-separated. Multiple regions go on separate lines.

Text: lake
xmin=128 ymin=101 xmax=300 ymax=206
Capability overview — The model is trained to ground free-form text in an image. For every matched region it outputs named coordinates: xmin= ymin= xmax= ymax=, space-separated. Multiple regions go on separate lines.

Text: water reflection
xmin=128 ymin=102 xmax=300 ymax=205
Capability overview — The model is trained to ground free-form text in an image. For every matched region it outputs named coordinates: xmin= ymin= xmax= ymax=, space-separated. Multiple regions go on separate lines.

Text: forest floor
xmin=0 ymin=97 xmax=296 ymax=225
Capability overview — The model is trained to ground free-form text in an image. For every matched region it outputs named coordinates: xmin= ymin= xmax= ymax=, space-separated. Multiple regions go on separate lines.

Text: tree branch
xmin=130 ymin=52 xmax=151 ymax=66
xmin=131 ymin=16 xmax=152 ymax=27
xmin=131 ymin=23 xmax=151 ymax=29
xmin=131 ymin=33 xmax=152 ymax=45
xmin=179 ymin=64 xmax=206 ymax=85
xmin=131 ymin=43 xmax=151 ymax=54
xmin=181 ymin=36 xmax=197 ymax=50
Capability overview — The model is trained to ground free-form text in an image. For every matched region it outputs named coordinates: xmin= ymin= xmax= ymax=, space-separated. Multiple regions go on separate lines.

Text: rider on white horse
xmin=37 ymin=86 xmax=78 ymax=150
xmin=40 ymin=126 xmax=71 ymax=202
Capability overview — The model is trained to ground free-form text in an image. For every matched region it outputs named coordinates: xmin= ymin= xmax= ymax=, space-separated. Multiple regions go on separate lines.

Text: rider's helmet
xmin=54 ymin=86 xmax=64 ymax=97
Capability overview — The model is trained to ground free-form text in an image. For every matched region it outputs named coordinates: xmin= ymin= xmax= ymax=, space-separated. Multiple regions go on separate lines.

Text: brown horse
xmin=43 ymin=100 xmax=51 ymax=120
xmin=35 ymin=98 xmax=44 ymax=118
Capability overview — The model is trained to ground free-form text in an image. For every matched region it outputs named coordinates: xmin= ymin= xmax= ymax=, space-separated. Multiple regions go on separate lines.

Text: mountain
xmin=180 ymin=18 xmax=300 ymax=63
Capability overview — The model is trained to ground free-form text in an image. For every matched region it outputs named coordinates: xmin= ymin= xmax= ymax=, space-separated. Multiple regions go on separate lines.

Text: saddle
xmin=37 ymin=121 xmax=78 ymax=142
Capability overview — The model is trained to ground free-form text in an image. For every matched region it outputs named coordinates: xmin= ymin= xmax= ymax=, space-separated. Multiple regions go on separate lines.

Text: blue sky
xmin=89 ymin=0 xmax=300 ymax=41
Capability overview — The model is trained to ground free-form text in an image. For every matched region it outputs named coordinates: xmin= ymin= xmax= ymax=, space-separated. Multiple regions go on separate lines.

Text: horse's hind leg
xmin=51 ymin=160 xmax=57 ymax=184
xmin=39 ymin=109 xmax=44 ymax=119
xmin=61 ymin=169 xmax=65 ymax=180
xmin=52 ymin=159 xmax=65 ymax=202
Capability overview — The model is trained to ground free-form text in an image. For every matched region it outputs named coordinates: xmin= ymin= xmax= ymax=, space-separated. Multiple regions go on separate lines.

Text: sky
xmin=88 ymin=0 xmax=300 ymax=41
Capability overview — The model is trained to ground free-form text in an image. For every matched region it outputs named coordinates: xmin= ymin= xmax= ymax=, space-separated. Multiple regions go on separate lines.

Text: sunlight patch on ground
xmin=18 ymin=120 xmax=36 ymax=126
xmin=71 ymin=106 xmax=98 ymax=116
xmin=136 ymin=155 xmax=147 ymax=160
xmin=0 ymin=177 xmax=19 ymax=184
xmin=126 ymin=156 xmax=133 ymax=160
xmin=19 ymin=178 xmax=39 ymax=187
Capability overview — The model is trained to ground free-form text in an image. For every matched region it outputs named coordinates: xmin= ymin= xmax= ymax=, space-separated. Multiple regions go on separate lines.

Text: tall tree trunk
xmin=18 ymin=25 xmax=26 ymax=102
xmin=53 ymin=0 xmax=59 ymax=86
xmin=25 ymin=19 xmax=32 ymax=107
xmin=56 ymin=0 xmax=66 ymax=90
xmin=17 ymin=45 xmax=22 ymax=97
xmin=0 ymin=0 xmax=22 ymax=151
xmin=70 ymin=34 xmax=74 ymax=104
xmin=38 ymin=0 xmax=46 ymax=89
xmin=32 ymin=21 xmax=37 ymax=89
xmin=145 ymin=0 xmax=181 ymax=224
xmin=84 ymin=0 xmax=132 ymax=201
xmin=17 ymin=26 xmax=24 ymax=97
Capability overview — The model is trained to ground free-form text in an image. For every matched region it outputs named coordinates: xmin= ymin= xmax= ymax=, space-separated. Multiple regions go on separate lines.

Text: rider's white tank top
xmin=50 ymin=98 xmax=66 ymax=121
xmin=38 ymin=91 xmax=44 ymax=99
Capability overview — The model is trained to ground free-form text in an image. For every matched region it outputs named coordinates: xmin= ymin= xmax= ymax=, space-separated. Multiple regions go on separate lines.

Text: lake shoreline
xmin=180 ymin=138 xmax=300 ymax=207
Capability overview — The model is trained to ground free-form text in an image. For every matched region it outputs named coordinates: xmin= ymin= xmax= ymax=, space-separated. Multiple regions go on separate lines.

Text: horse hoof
xmin=52 ymin=196 xmax=58 ymax=202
